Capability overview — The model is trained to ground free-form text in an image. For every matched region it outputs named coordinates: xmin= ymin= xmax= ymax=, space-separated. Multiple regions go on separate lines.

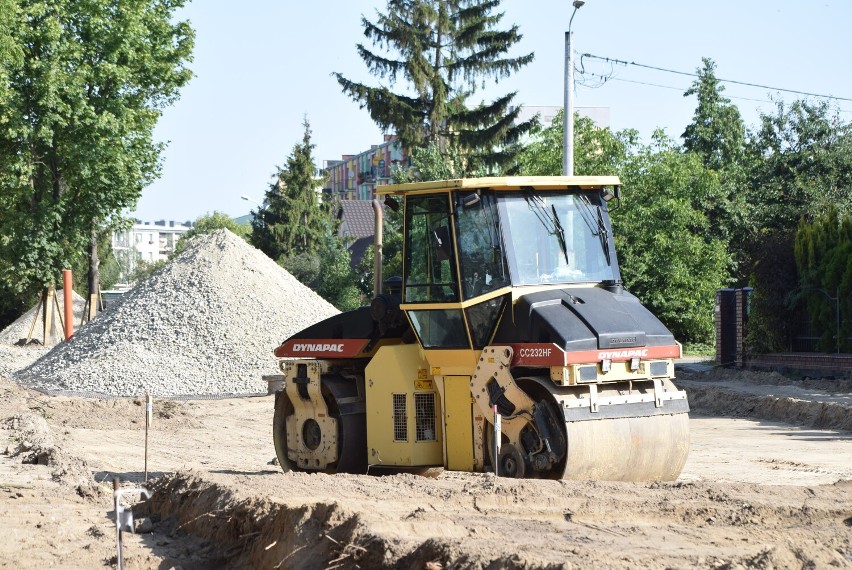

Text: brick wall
xmin=746 ymin=353 xmax=852 ymax=373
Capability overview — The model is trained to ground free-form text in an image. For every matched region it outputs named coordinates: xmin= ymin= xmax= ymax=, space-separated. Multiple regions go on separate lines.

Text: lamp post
xmin=563 ymin=0 xmax=585 ymax=176
xmin=240 ymin=195 xmax=266 ymax=211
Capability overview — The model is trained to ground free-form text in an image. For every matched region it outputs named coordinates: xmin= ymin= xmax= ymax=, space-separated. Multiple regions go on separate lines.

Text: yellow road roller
xmin=271 ymin=176 xmax=689 ymax=481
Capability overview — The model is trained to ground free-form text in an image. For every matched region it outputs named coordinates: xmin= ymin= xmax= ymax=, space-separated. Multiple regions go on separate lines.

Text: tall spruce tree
xmin=251 ymin=118 xmax=326 ymax=263
xmin=334 ymin=0 xmax=535 ymax=172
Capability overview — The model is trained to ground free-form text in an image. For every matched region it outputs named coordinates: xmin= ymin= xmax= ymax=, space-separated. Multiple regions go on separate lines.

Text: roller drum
xmin=560 ymin=412 xmax=690 ymax=481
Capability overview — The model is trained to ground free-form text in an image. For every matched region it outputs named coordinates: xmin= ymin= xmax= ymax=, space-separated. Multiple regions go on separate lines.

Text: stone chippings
xmin=13 ymin=230 xmax=340 ymax=397
xmin=0 ymin=290 xmax=87 ymax=346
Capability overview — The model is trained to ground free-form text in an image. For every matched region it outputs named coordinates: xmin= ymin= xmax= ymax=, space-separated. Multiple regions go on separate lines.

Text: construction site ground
xmin=1 ymin=356 xmax=851 ymax=569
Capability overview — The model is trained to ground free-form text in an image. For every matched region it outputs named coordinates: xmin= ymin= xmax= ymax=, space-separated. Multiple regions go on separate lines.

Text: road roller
xmin=270 ymin=176 xmax=689 ymax=481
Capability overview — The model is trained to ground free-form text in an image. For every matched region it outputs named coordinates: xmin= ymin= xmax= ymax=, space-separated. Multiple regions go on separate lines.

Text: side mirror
xmin=383 ymin=195 xmax=400 ymax=212
xmin=602 ymin=186 xmax=622 ymax=211
xmin=461 ymin=192 xmax=480 ymax=208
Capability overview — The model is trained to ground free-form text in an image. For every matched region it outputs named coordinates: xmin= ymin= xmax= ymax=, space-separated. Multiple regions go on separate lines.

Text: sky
xmin=131 ymin=0 xmax=852 ymax=223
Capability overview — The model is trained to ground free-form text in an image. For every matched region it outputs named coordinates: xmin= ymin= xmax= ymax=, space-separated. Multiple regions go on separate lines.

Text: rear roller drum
xmin=271 ymin=374 xmax=368 ymax=474
xmin=272 ymin=390 xmax=297 ymax=472
xmin=322 ymin=375 xmax=368 ymax=474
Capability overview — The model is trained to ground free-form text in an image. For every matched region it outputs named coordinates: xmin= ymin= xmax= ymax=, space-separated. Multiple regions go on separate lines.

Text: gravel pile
xmin=0 ymin=290 xmax=87 ymax=346
xmin=0 ymin=345 xmax=51 ymax=377
xmin=13 ymin=230 xmax=340 ymax=397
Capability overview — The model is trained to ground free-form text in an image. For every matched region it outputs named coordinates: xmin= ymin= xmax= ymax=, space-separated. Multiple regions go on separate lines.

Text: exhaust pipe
xmin=372 ymin=199 xmax=383 ymax=296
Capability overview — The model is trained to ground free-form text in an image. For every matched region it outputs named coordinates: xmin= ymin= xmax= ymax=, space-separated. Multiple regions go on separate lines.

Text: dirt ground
xmin=0 ymin=356 xmax=851 ymax=569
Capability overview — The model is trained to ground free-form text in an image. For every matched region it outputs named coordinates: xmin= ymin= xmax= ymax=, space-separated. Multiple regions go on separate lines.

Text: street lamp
xmin=240 ymin=195 xmax=266 ymax=211
xmin=563 ymin=0 xmax=585 ymax=176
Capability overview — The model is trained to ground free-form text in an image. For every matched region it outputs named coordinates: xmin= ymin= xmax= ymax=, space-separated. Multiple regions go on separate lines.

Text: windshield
xmin=498 ymin=190 xmax=618 ymax=285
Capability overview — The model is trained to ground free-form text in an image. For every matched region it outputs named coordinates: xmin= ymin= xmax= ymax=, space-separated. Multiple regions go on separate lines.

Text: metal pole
xmin=836 ymin=286 xmax=841 ymax=354
xmin=493 ymin=404 xmax=501 ymax=477
xmin=372 ymin=199 xmax=384 ymax=296
xmin=563 ymin=30 xmax=574 ymax=176
xmin=113 ymin=477 xmax=123 ymax=570
xmin=144 ymin=393 xmax=152 ymax=481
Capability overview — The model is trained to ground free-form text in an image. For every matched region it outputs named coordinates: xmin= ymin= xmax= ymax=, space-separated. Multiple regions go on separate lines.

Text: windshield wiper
xmin=522 ymin=189 xmax=571 ymax=266
xmin=597 ymin=207 xmax=611 ymax=265
xmin=577 ymin=194 xmax=611 ymax=266
xmin=551 ymin=204 xmax=570 ymax=265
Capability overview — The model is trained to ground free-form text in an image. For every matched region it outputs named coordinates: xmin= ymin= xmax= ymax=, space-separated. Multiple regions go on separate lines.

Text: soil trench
xmin=0 ymin=364 xmax=851 ymax=569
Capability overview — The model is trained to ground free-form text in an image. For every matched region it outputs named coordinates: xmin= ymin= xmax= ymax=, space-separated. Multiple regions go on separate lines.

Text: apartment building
xmin=112 ymin=219 xmax=193 ymax=285
xmin=323 ymin=135 xmax=410 ymax=201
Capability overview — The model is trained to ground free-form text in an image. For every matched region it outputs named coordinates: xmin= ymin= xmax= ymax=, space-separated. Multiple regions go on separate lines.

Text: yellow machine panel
xmin=365 ymin=344 xmax=443 ymax=467
xmin=443 ymin=375 xmax=474 ymax=471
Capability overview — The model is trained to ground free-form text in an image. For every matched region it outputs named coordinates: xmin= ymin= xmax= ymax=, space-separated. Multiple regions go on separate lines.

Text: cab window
xmin=404 ymin=194 xmax=459 ymax=303
xmin=455 ymin=191 xmax=509 ymax=299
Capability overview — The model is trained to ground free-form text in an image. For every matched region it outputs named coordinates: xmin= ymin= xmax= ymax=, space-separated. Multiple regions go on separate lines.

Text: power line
xmin=581 ymin=53 xmax=852 ymax=103
xmin=576 ymin=69 xmax=852 ymax=115
xmin=578 ymin=71 xmax=773 ymax=103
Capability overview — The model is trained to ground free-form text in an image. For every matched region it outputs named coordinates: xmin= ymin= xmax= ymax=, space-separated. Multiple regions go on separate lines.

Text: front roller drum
xmin=560 ymin=412 xmax=690 ymax=482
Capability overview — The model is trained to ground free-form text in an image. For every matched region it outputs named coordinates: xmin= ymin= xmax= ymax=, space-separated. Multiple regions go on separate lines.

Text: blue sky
xmin=132 ymin=0 xmax=852 ymax=222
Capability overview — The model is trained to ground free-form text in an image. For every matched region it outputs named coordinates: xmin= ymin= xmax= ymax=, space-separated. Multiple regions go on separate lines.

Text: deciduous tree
xmin=515 ymin=112 xmax=636 ymax=176
xmin=173 ymin=212 xmax=251 ymax=256
xmin=613 ymin=132 xmax=731 ymax=344
xmin=745 ymin=99 xmax=852 ymax=232
xmin=0 ymin=0 xmax=194 ymax=331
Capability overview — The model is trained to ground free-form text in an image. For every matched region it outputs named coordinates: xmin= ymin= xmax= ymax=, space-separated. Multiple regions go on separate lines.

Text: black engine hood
xmin=493 ymin=287 xmax=676 ymax=351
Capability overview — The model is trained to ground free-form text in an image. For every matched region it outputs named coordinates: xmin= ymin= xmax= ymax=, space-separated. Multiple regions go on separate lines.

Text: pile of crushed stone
xmin=0 ymin=290 xmax=87 ymax=346
xmin=0 ymin=345 xmax=51 ymax=377
xmin=13 ymin=230 xmax=339 ymax=397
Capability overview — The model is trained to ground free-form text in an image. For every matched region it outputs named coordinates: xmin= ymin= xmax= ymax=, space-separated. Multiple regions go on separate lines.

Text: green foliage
xmin=280 ymin=231 xmax=362 ymax=312
xmin=129 ymin=259 xmax=166 ymax=284
xmin=314 ymin=235 xmax=362 ymax=312
xmin=614 ymin=133 xmax=731 ymax=344
xmin=392 ymin=141 xmax=481 ymax=182
xmin=682 ymin=58 xmax=746 ymax=171
xmin=173 ymin=212 xmax=250 ymax=256
xmin=515 ymin=112 xmax=637 ymax=176
xmin=743 ymin=230 xmax=798 ymax=353
xmin=70 ymin=231 xmax=120 ymax=291
xmin=741 ymin=100 xmax=852 ymax=352
xmin=335 ymin=0 xmax=535 ymax=171
xmin=0 ymin=0 xmax=194 ymax=300
xmin=248 ymin=118 xmax=365 ymax=310
xmin=793 ymin=208 xmax=852 ymax=352
xmin=682 ymin=342 xmax=715 ymax=358
xmin=251 ymin=118 xmax=326 ymax=262
xmin=745 ymin=99 xmax=852 ymax=232
xmin=680 ymin=58 xmax=750 ymax=272
xmin=354 ymin=206 xmax=405 ymax=298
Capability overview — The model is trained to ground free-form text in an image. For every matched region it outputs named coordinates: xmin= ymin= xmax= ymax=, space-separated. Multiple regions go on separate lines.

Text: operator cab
xmin=383 ymin=176 xmax=623 ymax=351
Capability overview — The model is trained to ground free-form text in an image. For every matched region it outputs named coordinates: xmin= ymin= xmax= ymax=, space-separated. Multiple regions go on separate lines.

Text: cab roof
xmin=377 ymin=175 xmax=621 ymax=196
